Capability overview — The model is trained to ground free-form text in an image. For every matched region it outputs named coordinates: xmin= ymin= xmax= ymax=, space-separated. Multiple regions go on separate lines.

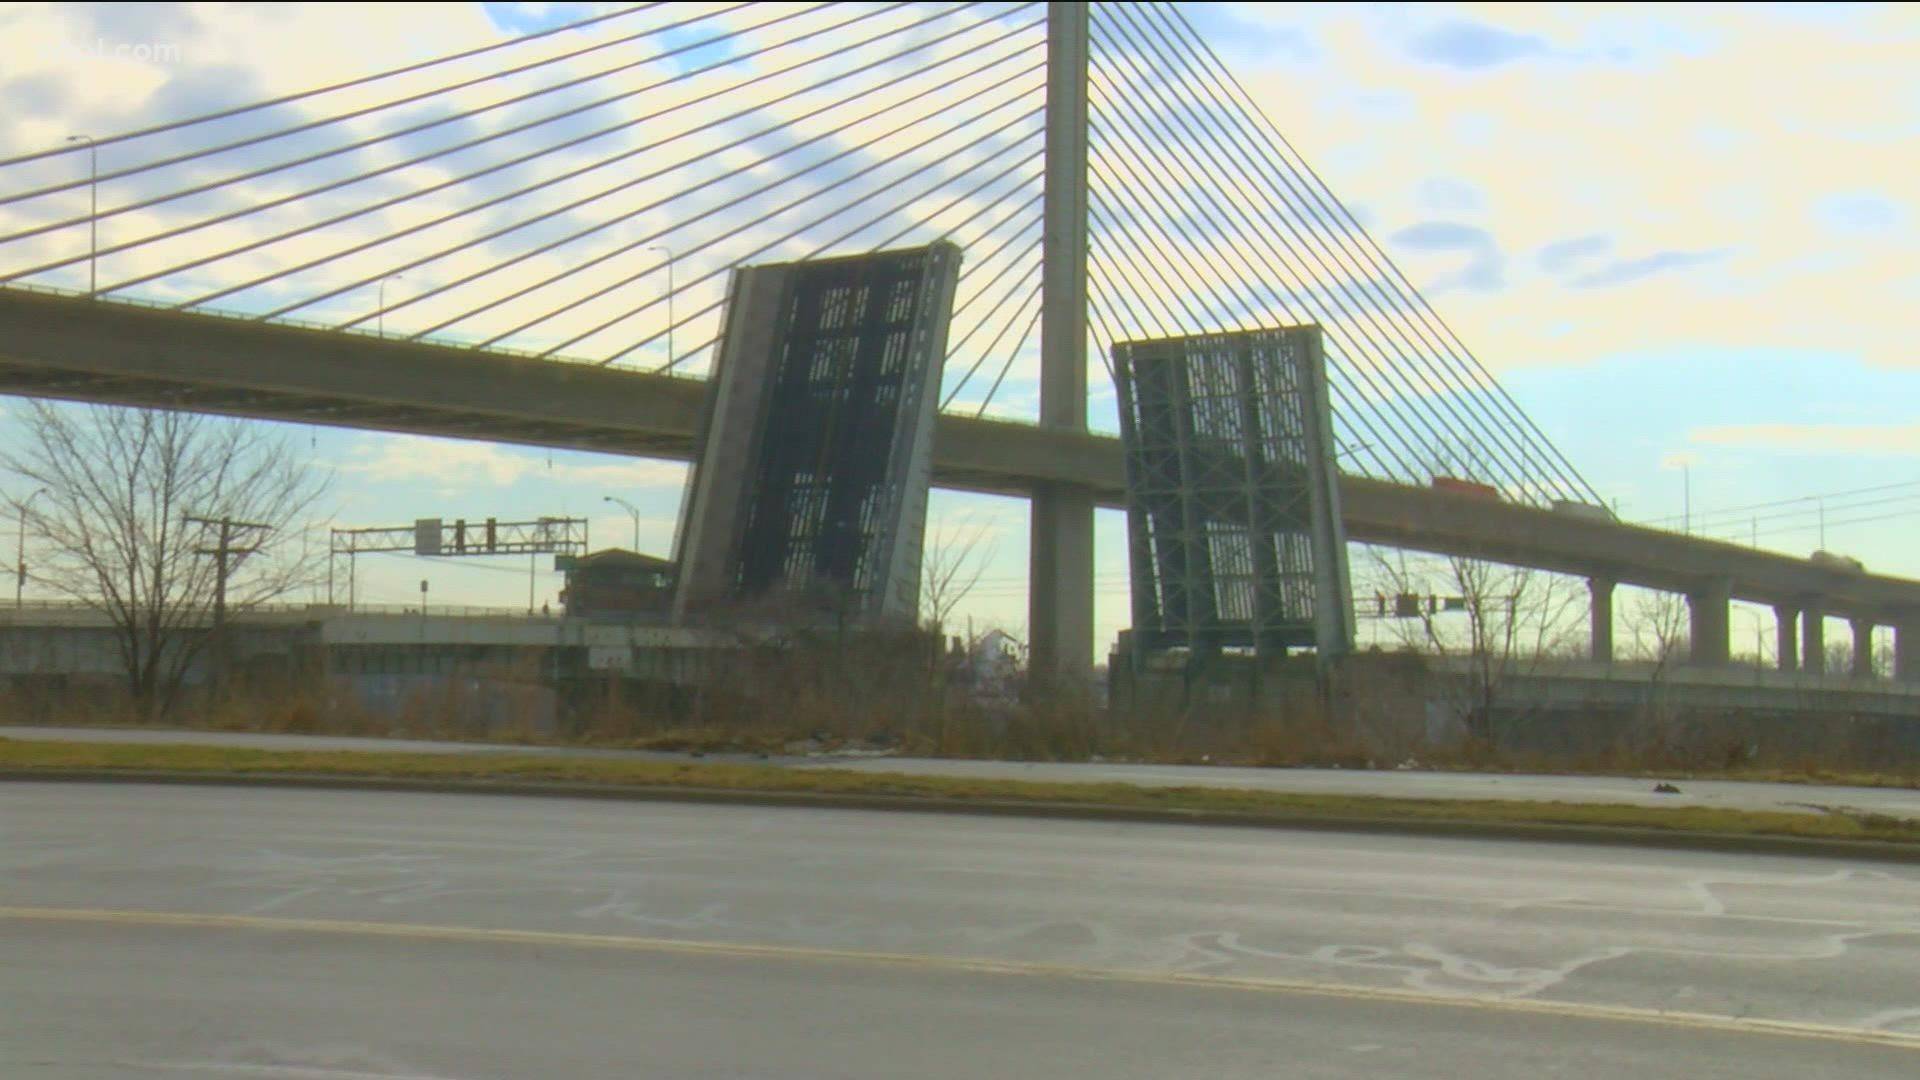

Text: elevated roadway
xmin=3 ymin=286 xmax=1917 ymax=661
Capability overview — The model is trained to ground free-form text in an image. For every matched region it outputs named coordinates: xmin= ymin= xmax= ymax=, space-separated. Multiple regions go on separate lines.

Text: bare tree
xmin=4 ymin=403 xmax=330 ymax=720
xmin=1613 ymin=587 xmax=1691 ymax=747
xmin=1369 ymin=549 xmax=1584 ymax=745
xmin=1622 ymin=589 xmax=1689 ymax=671
xmin=919 ymin=517 xmax=995 ymax=638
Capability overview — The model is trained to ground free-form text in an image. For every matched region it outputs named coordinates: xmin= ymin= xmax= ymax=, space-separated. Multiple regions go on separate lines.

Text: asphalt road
xmin=4 ymin=783 xmax=1918 ymax=1078
xmin=7 ymin=723 xmax=1920 ymax=821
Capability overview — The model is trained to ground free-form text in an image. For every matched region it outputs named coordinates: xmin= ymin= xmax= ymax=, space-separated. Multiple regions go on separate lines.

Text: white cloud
xmin=1692 ymin=423 xmax=1920 ymax=458
xmin=1224 ymin=3 xmax=1919 ymax=372
xmin=341 ymin=434 xmax=686 ymax=489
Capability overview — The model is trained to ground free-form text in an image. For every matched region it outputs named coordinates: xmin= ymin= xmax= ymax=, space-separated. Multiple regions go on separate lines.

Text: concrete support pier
xmin=1898 ymin=614 xmax=1920 ymax=683
xmin=1687 ymin=578 xmax=1731 ymax=667
xmin=1773 ymin=605 xmax=1798 ymax=673
xmin=1851 ymin=617 xmax=1876 ymax=679
xmin=1802 ymin=607 xmax=1826 ymax=675
xmin=1588 ymin=577 xmax=1615 ymax=663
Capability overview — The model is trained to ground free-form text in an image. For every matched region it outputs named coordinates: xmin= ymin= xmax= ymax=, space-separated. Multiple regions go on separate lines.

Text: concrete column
xmin=1772 ymin=605 xmax=1798 ymax=673
xmin=1801 ymin=607 xmax=1826 ymax=675
xmin=1897 ymin=615 xmax=1920 ymax=683
xmin=1850 ymin=617 xmax=1876 ymax=679
xmin=1687 ymin=578 xmax=1731 ymax=667
xmin=1029 ymin=486 xmax=1094 ymax=686
xmin=1030 ymin=2 xmax=1094 ymax=687
xmin=1588 ymin=577 xmax=1614 ymax=663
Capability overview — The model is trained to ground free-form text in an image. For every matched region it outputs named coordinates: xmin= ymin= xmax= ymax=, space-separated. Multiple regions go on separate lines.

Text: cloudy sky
xmin=1 ymin=2 xmax=1915 ymax=654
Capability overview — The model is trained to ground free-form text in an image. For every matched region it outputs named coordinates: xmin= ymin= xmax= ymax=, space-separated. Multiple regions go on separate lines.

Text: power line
xmin=1640 ymin=477 xmax=1920 ymax=529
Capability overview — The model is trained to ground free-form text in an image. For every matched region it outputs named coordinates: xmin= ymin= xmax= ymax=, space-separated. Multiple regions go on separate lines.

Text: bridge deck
xmin=3 ymin=287 xmax=1916 ymax=619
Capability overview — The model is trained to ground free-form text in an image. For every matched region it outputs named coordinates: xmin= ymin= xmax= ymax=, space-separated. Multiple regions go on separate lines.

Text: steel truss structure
xmin=1113 ymin=325 xmax=1353 ymax=659
xmin=674 ymin=243 xmax=961 ymax=623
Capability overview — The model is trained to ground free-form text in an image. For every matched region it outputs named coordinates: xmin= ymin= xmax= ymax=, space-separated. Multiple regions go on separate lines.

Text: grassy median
xmin=4 ymin=736 xmax=1918 ymax=847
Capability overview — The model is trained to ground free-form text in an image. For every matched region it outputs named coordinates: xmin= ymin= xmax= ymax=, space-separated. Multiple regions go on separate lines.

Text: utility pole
xmin=186 ymin=513 xmax=271 ymax=700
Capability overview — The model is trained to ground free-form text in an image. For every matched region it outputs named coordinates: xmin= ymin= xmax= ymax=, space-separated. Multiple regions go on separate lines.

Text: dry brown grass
xmin=2 ymin=736 xmax=1917 ymax=847
xmin=11 ymin=646 xmax=1919 ymax=792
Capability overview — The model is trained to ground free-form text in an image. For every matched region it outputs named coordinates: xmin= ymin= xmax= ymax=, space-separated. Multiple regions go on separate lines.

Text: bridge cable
xmin=973 ymin=299 xmax=1046 ymax=418
xmin=942 ymin=226 xmax=1044 ymax=370
xmin=166 ymin=4 xmax=1013 ymax=315
xmin=453 ymin=68 xmax=1044 ymax=361
xmin=1085 ymin=102 xmax=1434 ymax=486
xmin=941 ymin=225 xmax=1044 ymax=410
xmin=1113 ymin=6 xmax=1569 ymax=503
xmin=1095 ymin=7 xmax=1552 ymax=500
xmin=1082 ymin=100 xmax=1430 ymax=486
xmin=0 ymin=3 xmax=658 ymax=173
xmin=572 ymin=110 xmax=1047 ymax=366
xmin=371 ymin=23 xmax=1048 ymax=338
xmin=1139 ymin=1 xmax=1599 ymax=503
xmin=1097 ymin=10 xmax=1542 ymax=497
xmin=441 ymin=47 xmax=1049 ymax=350
xmin=0 ymin=3 xmax=865 ymax=269
xmin=627 ymin=132 xmax=1046 ymax=370
xmin=955 ymin=282 xmax=1042 ymax=415
xmin=625 ymin=134 xmax=1044 ymax=374
xmin=1085 ymin=175 xmax=1425 ymax=486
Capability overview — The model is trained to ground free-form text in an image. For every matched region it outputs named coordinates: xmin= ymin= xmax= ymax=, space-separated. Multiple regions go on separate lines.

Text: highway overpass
xmin=2 ymin=286 xmax=1916 ymax=678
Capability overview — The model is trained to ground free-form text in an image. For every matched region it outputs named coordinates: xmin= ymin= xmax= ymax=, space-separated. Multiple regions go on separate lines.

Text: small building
xmin=945 ymin=629 xmax=1024 ymax=703
xmin=558 ymin=549 xmax=676 ymax=621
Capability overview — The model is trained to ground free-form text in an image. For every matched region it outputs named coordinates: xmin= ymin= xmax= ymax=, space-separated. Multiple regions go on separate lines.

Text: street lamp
xmin=378 ymin=274 xmax=404 ymax=336
xmin=603 ymin=495 xmax=640 ymax=550
xmin=66 ymin=135 xmax=96 ymax=297
xmin=1661 ymin=455 xmax=1693 ymax=534
xmin=1681 ymin=463 xmax=1691 ymax=535
xmin=649 ymin=244 xmax=673 ymax=368
xmin=15 ymin=487 xmax=49 ymax=608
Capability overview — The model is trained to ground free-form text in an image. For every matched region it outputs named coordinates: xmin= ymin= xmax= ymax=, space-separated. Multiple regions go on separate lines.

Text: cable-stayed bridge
xmin=1 ymin=2 xmax=1916 ymax=680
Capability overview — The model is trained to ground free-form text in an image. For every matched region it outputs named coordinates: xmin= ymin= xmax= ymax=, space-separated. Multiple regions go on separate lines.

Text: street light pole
xmin=378 ymin=274 xmax=404 ymax=336
xmin=66 ymin=135 xmax=96 ymax=297
xmin=1682 ymin=464 xmax=1691 ymax=535
xmin=649 ymin=244 xmax=673 ymax=368
xmin=603 ymin=495 xmax=640 ymax=550
xmin=15 ymin=487 xmax=49 ymax=608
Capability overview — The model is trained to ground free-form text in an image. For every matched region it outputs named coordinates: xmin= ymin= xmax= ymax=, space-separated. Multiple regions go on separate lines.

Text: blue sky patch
xmin=1536 ymin=233 xmax=1612 ymax=274
xmin=1567 ymin=248 xmax=1728 ymax=289
xmin=1815 ymin=190 xmax=1907 ymax=233
xmin=1405 ymin=19 xmax=1551 ymax=69
xmin=480 ymin=3 xmax=602 ymax=37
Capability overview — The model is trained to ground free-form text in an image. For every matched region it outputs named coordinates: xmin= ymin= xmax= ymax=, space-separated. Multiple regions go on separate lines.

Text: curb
xmin=6 ymin=768 xmax=1919 ymax=865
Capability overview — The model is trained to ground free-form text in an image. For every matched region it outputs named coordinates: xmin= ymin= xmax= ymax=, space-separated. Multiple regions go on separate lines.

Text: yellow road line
xmin=5 ymin=904 xmax=1918 ymax=1052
